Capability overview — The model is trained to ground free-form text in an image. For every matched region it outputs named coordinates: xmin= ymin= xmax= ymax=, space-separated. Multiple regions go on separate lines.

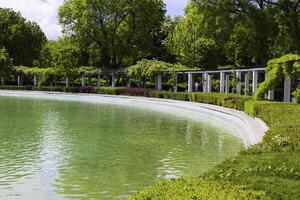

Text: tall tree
xmin=0 ymin=8 xmax=47 ymax=66
xmin=0 ymin=48 xmax=13 ymax=83
xmin=59 ymin=0 xmax=165 ymax=69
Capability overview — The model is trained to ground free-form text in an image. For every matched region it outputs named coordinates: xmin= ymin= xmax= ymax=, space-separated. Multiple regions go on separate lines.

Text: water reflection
xmin=0 ymin=97 xmax=243 ymax=200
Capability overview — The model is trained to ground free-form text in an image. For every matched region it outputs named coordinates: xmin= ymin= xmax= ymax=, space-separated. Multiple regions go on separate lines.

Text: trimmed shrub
xmin=97 ymin=87 xmax=125 ymax=95
xmin=79 ymin=86 xmax=96 ymax=93
xmin=0 ymin=85 xmax=27 ymax=90
xmin=149 ymin=91 xmax=189 ymax=101
xmin=118 ymin=88 xmax=153 ymax=97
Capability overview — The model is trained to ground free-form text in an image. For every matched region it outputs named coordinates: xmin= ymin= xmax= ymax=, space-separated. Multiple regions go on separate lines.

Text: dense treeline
xmin=0 ymin=0 xmax=299 ymax=77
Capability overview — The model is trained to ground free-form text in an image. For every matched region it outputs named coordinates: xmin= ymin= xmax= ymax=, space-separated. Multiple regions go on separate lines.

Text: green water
xmin=0 ymin=96 xmax=243 ymax=199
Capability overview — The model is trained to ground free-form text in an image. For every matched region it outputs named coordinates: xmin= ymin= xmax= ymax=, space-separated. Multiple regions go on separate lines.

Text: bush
xmin=292 ymin=89 xmax=300 ymax=104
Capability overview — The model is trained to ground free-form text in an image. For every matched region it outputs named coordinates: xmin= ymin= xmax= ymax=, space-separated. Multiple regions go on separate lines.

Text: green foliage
xmin=59 ymin=0 xmax=165 ymax=68
xmin=0 ymin=48 xmax=13 ymax=79
xmin=0 ymin=86 xmax=26 ymax=90
xmin=254 ymin=54 xmax=300 ymax=100
xmin=0 ymin=8 xmax=46 ymax=66
xmin=127 ymin=59 xmax=188 ymax=78
xmin=129 ymin=177 xmax=269 ymax=200
xmin=292 ymin=89 xmax=300 ymax=104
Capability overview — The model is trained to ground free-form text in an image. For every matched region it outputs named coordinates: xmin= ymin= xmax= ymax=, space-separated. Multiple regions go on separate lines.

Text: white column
xmin=34 ymin=74 xmax=38 ymax=86
xmin=207 ymin=74 xmax=212 ymax=93
xmin=97 ymin=73 xmax=101 ymax=87
xmin=127 ymin=76 xmax=131 ymax=88
xmin=284 ymin=75 xmax=291 ymax=102
xmin=155 ymin=74 xmax=162 ymax=90
xmin=66 ymin=77 xmax=70 ymax=87
xmin=252 ymin=70 xmax=258 ymax=94
xmin=174 ymin=73 xmax=178 ymax=92
xmin=188 ymin=73 xmax=193 ymax=92
xmin=245 ymin=73 xmax=249 ymax=95
xmin=111 ymin=73 xmax=116 ymax=88
xmin=1 ymin=77 xmax=5 ymax=86
xmin=17 ymin=75 xmax=21 ymax=86
xmin=225 ymin=74 xmax=230 ymax=94
xmin=203 ymin=72 xmax=208 ymax=93
xmin=236 ymin=71 xmax=242 ymax=94
xmin=220 ymin=72 xmax=225 ymax=93
xmin=81 ymin=74 xmax=85 ymax=87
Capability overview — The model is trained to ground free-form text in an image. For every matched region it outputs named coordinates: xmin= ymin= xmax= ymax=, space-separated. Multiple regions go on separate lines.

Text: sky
xmin=0 ymin=0 xmax=189 ymax=40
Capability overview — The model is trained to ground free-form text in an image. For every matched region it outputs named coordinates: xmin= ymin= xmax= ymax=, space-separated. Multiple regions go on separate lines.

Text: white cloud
xmin=0 ymin=0 xmax=63 ymax=40
xmin=0 ymin=0 xmax=188 ymax=40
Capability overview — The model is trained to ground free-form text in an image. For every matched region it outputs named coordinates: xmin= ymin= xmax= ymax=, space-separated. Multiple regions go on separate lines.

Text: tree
xmin=0 ymin=48 xmax=13 ymax=84
xmin=58 ymin=0 xmax=165 ymax=69
xmin=0 ymin=8 xmax=47 ymax=66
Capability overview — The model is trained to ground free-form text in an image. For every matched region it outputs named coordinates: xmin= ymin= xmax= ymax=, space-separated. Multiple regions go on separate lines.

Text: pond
xmin=0 ymin=96 xmax=243 ymax=199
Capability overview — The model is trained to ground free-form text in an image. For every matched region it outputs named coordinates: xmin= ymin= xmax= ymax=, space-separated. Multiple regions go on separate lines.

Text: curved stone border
xmin=0 ymin=90 xmax=268 ymax=147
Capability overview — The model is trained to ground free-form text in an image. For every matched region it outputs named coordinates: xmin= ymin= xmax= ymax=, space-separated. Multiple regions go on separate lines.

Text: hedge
xmin=149 ymin=91 xmax=189 ymax=101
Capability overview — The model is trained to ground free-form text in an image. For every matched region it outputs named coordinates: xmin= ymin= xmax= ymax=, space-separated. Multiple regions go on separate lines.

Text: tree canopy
xmin=0 ymin=8 xmax=47 ymax=66
xmin=58 ymin=0 xmax=166 ymax=69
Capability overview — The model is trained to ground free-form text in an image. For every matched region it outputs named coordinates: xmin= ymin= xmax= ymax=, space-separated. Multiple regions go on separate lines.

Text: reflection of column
xmin=236 ymin=71 xmax=242 ymax=94
xmin=252 ymin=71 xmax=258 ymax=94
xmin=225 ymin=74 xmax=230 ymax=94
xmin=207 ymin=74 xmax=212 ymax=93
xmin=245 ymin=73 xmax=249 ymax=95
xmin=188 ymin=73 xmax=193 ymax=92
xmin=284 ymin=75 xmax=291 ymax=102
xmin=220 ymin=72 xmax=225 ymax=93
xmin=185 ymin=121 xmax=192 ymax=145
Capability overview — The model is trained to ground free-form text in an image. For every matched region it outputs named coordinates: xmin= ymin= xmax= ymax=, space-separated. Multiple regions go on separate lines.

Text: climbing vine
xmin=254 ymin=54 xmax=300 ymax=100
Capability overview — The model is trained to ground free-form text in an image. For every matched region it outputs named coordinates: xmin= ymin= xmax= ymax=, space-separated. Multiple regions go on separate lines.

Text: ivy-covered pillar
xmin=207 ymin=74 xmax=212 ymax=93
xmin=127 ymin=75 xmax=131 ymax=88
xmin=265 ymin=73 xmax=274 ymax=100
xmin=220 ymin=72 xmax=225 ymax=93
xmin=111 ymin=73 xmax=116 ymax=88
xmin=252 ymin=70 xmax=258 ymax=94
xmin=284 ymin=75 xmax=291 ymax=102
xmin=66 ymin=77 xmax=70 ymax=87
xmin=236 ymin=71 xmax=242 ymax=94
xmin=33 ymin=74 xmax=38 ymax=86
xmin=81 ymin=74 xmax=85 ymax=87
xmin=155 ymin=74 xmax=162 ymax=90
xmin=188 ymin=73 xmax=193 ymax=92
xmin=225 ymin=74 xmax=230 ymax=94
